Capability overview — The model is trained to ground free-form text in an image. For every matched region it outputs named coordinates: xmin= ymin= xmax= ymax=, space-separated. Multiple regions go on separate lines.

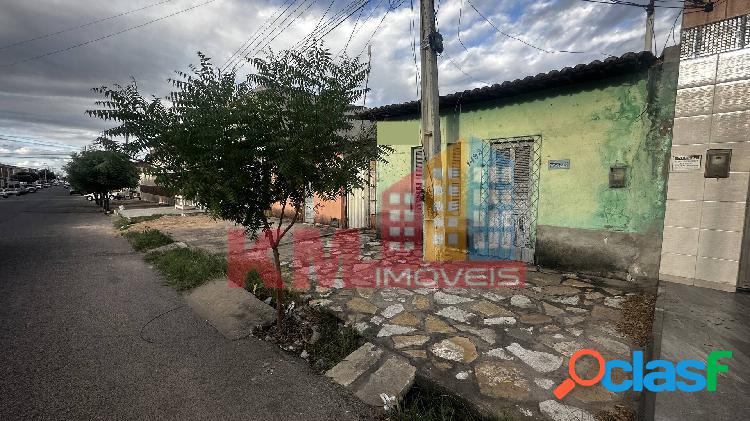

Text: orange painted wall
xmin=269 ymin=194 xmax=344 ymax=225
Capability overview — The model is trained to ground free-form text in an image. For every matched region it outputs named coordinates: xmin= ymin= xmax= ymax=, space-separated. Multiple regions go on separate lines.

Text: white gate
xmin=347 ymin=167 xmax=372 ymax=229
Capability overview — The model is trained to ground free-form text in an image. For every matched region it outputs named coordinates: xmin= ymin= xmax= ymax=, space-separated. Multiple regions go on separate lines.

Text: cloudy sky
xmin=0 ymin=0 xmax=687 ymax=172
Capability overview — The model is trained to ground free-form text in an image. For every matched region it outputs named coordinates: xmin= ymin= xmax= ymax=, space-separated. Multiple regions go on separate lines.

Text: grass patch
xmin=114 ymin=214 xmax=164 ymax=230
xmin=306 ymin=308 xmax=361 ymax=372
xmin=145 ymin=248 xmax=226 ymax=290
xmin=390 ymin=378 xmax=511 ymax=421
xmin=244 ymin=269 xmax=303 ymax=306
xmin=124 ymin=228 xmax=174 ymax=252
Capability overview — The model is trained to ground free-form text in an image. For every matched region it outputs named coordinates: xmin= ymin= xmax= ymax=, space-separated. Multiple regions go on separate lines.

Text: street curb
xmin=640 ymin=281 xmax=666 ymax=421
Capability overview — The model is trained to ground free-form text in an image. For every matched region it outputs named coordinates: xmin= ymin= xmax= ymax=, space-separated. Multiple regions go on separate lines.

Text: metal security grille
xmin=681 ymin=14 xmax=750 ymax=58
xmin=469 ymin=136 xmax=541 ymax=263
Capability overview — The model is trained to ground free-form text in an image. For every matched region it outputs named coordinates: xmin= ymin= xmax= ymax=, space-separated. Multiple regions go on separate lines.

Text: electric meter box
xmin=705 ymin=149 xmax=732 ymax=178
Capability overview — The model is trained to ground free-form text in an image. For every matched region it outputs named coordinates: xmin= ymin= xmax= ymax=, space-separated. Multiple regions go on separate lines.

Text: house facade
xmin=659 ymin=0 xmax=750 ymax=292
xmin=364 ymin=51 xmax=679 ymax=283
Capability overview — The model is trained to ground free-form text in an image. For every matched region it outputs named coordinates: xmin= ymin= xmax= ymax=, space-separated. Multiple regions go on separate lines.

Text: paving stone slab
xmin=325 ymin=342 xmax=384 ymax=387
xmin=354 ymin=355 xmax=416 ymax=407
xmin=539 ymin=400 xmax=595 ymax=421
xmin=184 ymin=278 xmax=275 ymax=340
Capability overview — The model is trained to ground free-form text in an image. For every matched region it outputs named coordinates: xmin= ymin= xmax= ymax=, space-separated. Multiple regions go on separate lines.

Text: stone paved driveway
xmin=305 ymin=240 xmax=644 ymax=420
xmin=124 ymin=214 xmax=646 ymax=420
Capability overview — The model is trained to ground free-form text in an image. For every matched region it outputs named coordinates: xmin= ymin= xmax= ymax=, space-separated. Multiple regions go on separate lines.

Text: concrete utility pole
xmin=645 ymin=0 xmax=655 ymax=52
xmin=419 ymin=0 xmax=444 ymax=260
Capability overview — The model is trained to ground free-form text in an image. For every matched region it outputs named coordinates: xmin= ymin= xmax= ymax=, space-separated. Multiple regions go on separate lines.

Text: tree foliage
xmin=38 ymin=169 xmax=56 ymax=180
xmin=87 ymin=44 xmax=388 ymax=328
xmin=64 ymin=148 xmax=139 ymax=211
xmin=12 ymin=171 xmax=39 ymax=183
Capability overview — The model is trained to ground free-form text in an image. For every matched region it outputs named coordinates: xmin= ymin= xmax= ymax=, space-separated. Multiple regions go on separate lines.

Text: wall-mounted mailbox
xmin=705 ymin=149 xmax=732 ymax=178
xmin=609 ymin=165 xmax=627 ymax=188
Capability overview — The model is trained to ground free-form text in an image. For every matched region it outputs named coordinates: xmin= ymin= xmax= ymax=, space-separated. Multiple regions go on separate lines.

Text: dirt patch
xmin=124 ymin=213 xmax=226 ymax=233
xmin=255 ymin=305 xmax=362 ymax=373
xmin=617 ymin=293 xmax=656 ymax=348
xmin=595 ymin=405 xmax=637 ymax=421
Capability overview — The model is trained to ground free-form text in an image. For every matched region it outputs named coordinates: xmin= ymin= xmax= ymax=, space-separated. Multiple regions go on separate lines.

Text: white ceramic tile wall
xmin=697 ymin=229 xmax=743 ymax=260
xmin=660 ymin=252 xmax=697 ymax=279
xmin=695 ymin=257 xmax=739 ymax=285
xmin=664 ymin=200 xmax=702 ymax=228
xmin=675 ymin=85 xmax=715 ymax=117
xmin=701 ymin=201 xmax=746 ymax=231
xmin=710 ymin=111 xmax=750 ymax=143
xmin=673 ymin=115 xmax=712 ymax=145
xmin=661 ymin=50 xmax=750 ymax=291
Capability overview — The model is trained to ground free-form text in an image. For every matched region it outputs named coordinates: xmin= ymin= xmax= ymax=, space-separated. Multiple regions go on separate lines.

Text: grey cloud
xmin=1 ymin=0 xmax=684 ymax=164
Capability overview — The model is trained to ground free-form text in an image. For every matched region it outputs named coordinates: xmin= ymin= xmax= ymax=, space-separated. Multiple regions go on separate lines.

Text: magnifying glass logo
xmin=553 ymin=349 xmax=606 ymax=399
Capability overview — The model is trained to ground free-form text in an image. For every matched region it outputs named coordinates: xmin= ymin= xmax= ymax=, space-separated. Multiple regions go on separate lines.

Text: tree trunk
xmin=271 ymin=244 xmax=284 ymax=330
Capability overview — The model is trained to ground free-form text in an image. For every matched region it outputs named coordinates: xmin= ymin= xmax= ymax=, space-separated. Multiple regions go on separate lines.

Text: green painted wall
xmin=375 ymin=71 xmax=674 ymax=236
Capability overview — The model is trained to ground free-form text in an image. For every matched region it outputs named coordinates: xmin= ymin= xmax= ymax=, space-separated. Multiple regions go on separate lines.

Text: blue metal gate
xmin=468 ymin=136 xmax=540 ymax=262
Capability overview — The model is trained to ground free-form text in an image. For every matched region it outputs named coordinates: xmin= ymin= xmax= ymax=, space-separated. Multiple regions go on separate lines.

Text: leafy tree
xmin=12 ymin=171 xmax=39 ymax=183
xmin=38 ymin=169 xmax=56 ymax=181
xmin=87 ymin=45 xmax=387 ymax=328
xmin=64 ymin=148 xmax=139 ymax=212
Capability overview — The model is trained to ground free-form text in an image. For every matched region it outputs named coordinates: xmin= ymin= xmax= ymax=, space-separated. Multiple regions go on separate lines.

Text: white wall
xmin=660 ymin=49 xmax=750 ymax=291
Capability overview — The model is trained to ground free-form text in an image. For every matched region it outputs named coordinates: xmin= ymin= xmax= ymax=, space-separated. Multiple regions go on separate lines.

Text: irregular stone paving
xmin=305 ymin=238 xmax=644 ymax=420
xmin=140 ymin=215 xmax=644 ymax=420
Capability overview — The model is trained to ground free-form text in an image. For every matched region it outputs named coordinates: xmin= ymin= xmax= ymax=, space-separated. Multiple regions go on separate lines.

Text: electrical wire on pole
xmin=292 ymin=0 xmax=371 ymax=53
xmin=1 ymin=0 xmax=219 ymax=68
xmin=231 ymin=0 xmax=318 ymax=72
xmin=220 ymin=0 xmax=297 ymax=72
xmin=0 ymin=0 xmax=176 ymax=51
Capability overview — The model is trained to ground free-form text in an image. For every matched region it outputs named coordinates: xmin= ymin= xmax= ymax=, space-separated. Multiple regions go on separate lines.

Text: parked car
xmin=84 ymin=193 xmax=96 ymax=201
xmin=69 ymin=188 xmax=81 ymax=195
xmin=0 ymin=189 xmax=8 ymax=198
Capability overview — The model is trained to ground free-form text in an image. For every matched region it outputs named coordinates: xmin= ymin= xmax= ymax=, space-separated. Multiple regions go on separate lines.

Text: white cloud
xmin=0 ymin=0 xmax=683 ymax=152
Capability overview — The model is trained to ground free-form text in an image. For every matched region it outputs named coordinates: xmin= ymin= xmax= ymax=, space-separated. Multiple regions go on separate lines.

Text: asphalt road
xmin=0 ymin=188 xmax=375 ymax=420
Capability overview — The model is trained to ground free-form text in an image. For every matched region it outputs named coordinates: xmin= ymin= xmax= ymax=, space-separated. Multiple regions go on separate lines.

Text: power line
xmin=220 ymin=0 xmax=297 ymax=72
xmin=457 ymin=0 xmax=470 ymax=53
xmin=0 ymin=0 xmax=175 ymax=51
xmin=661 ymin=10 xmax=683 ymax=55
xmin=233 ymin=0 xmax=320 ymax=72
xmin=0 ymin=135 xmax=79 ymax=150
xmin=248 ymin=0 xmax=319 ymax=60
xmin=440 ymin=50 xmax=491 ymax=86
xmin=578 ymin=0 xmax=684 ymax=8
xmin=292 ymin=0 xmax=370 ymax=53
xmin=354 ymin=0 xmax=407 ymax=58
xmin=1 ymin=0 xmax=219 ymax=69
xmin=409 ymin=0 xmax=420 ymax=98
xmin=223 ymin=0 xmax=302 ymax=71
xmin=467 ymin=0 xmax=616 ymax=56
xmin=338 ymin=0 xmax=385 ymax=57
xmin=296 ymin=0 xmax=373 ymax=52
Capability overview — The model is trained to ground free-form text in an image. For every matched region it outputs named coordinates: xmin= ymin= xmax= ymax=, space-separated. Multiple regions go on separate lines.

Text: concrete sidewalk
xmin=117 ymin=205 xmax=204 ymax=218
xmin=650 ymin=281 xmax=750 ymax=420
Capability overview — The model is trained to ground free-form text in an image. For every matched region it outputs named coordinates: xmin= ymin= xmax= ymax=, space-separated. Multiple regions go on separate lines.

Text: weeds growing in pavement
xmin=244 ymin=269 xmax=303 ymax=307
xmin=124 ymin=228 xmax=173 ymax=252
xmin=114 ymin=214 xmax=164 ymax=230
xmin=388 ymin=378 xmax=511 ymax=421
xmin=145 ymin=248 xmax=226 ymax=290
xmin=306 ymin=308 xmax=361 ymax=372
